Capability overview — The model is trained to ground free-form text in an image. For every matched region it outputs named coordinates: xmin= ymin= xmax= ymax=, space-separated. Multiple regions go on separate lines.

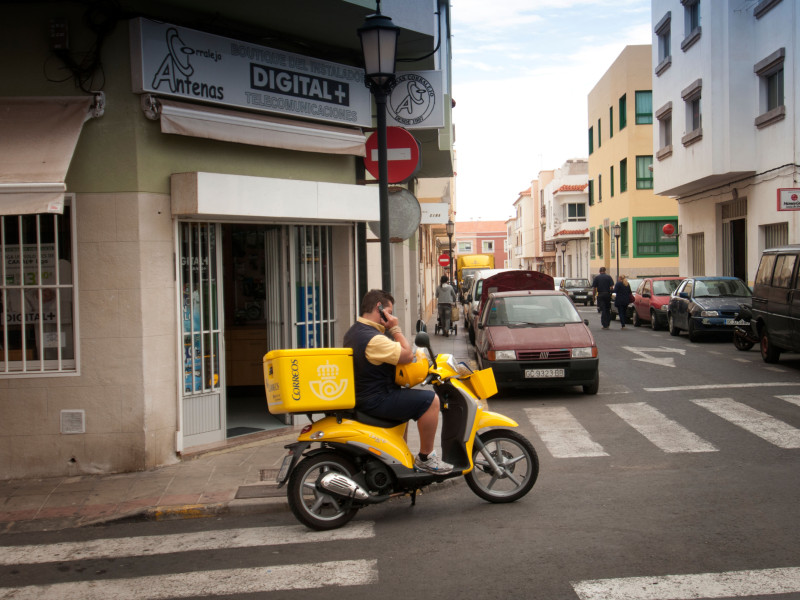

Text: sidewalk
xmin=0 ymin=314 xmax=476 ymax=533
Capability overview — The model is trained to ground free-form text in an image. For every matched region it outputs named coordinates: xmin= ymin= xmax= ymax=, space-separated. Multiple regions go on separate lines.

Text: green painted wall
xmin=3 ymin=4 xmax=358 ymax=195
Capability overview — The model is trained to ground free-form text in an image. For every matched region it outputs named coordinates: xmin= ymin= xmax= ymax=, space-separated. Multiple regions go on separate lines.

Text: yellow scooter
xmin=272 ymin=330 xmax=539 ymax=531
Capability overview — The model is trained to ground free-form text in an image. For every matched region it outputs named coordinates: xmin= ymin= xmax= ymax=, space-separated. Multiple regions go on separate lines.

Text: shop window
xmin=1 ymin=204 xmax=77 ymax=374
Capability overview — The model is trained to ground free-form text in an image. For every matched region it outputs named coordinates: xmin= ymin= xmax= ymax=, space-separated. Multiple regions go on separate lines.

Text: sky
xmin=450 ymin=0 xmax=652 ymax=222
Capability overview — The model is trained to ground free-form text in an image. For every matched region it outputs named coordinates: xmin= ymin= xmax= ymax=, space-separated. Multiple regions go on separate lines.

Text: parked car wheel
xmin=687 ymin=318 xmax=700 ymax=342
xmin=760 ymin=330 xmax=781 ymax=363
xmin=651 ymin=310 xmax=662 ymax=331
xmin=668 ymin=313 xmax=680 ymax=336
xmin=632 ymin=310 xmax=642 ymax=327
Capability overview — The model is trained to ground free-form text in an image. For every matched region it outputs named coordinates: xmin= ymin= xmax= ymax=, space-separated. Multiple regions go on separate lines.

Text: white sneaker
xmin=415 ymin=450 xmax=453 ymax=474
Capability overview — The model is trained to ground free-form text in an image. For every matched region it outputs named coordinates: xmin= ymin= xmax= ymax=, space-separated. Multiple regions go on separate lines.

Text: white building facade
xmin=651 ymin=0 xmax=800 ymax=282
xmin=543 ymin=160 xmax=591 ymax=278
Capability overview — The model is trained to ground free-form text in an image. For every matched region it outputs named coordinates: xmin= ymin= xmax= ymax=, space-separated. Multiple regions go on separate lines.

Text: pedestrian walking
xmin=435 ymin=275 xmax=457 ymax=337
xmin=592 ymin=266 xmax=615 ymax=329
xmin=613 ymin=274 xmax=634 ymax=329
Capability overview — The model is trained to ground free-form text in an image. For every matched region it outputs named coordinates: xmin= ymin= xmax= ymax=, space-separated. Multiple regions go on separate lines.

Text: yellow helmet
xmin=395 ymin=348 xmax=430 ymax=388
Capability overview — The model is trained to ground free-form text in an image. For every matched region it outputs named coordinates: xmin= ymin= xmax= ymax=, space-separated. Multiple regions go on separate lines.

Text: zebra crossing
xmin=0 ymin=523 xmax=378 ymax=599
xmin=525 ymin=394 xmax=800 ymax=458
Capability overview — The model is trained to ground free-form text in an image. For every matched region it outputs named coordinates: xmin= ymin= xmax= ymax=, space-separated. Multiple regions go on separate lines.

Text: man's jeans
xmin=597 ymin=292 xmax=611 ymax=328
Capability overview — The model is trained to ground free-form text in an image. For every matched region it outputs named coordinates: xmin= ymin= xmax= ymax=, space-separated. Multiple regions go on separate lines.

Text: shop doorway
xmin=179 ymin=222 xmax=338 ymax=448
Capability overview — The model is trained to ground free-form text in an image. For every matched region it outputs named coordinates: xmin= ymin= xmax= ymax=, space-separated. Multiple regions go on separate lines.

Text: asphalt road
xmin=2 ymin=307 xmax=799 ymax=599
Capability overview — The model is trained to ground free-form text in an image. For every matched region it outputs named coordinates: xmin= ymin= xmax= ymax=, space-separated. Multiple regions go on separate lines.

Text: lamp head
xmin=358 ymin=7 xmax=399 ymax=88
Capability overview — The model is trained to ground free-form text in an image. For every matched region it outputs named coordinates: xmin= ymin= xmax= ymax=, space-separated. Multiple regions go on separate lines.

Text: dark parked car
xmin=750 ymin=244 xmax=800 ymax=363
xmin=560 ymin=278 xmax=594 ymax=305
xmin=631 ymin=276 xmax=685 ymax=329
xmin=667 ymin=276 xmax=752 ymax=342
xmin=474 ymin=290 xmax=599 ymax=395
xmin=610 ymin=278 xmax=643 ymax=321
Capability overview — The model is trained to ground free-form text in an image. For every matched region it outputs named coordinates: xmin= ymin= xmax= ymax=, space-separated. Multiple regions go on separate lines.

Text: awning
xmin=155 ymin=98 xmax=366 ymax=157
xmin=0 ymin=96 xmax=96 ymax=215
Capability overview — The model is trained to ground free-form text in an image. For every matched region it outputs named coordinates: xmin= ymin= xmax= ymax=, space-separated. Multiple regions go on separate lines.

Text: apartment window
xmin=655 ymin=11 xmax=672 ymax=75
xmin=619 ymin=94 xmax=627 ymax=130
xmin=590 ymin=230 xmax=596 ymax=259
xmin=597 ymin=228 xmax=604 ymax=258
xmin=754 ymin=0 xmax=784 ymax=19
xmin=609 ymin=106 xmax=614 ymax=138
xmin=636 ymin=156 xmax=654 ymax=189
xmin=763 ymin=222 xmax=788 ymax=248
xmin=482 ymin=240 xmax=494 ymax=252
xmin=1 ymin=204 xmax=77 ymax=374
xmin=598 ymin=174 xmax=603 ymax=202
xmin=620 ymin=158 xmax=628 ymax=193
xmin=597 ymin=119 xmax=602 ymax=147
xmin=681 ymin=78 xmax=702 ymax=145
xmin=610 ymin=165 xmax=615 ymax=197
xmin=588 ymin=179 xmax=594 ymax=206
xmin=588 ymin=127 xmax=594 ymax=154
xmin=682 ymin=0 xmax=701 ymax=51
xmin=566 ymin=203 xmax=586 ymax=222
xmin=754 ymin=48 xmax=786 ymax=128
xmin=635 ymin=91 xmax=652 ymax=124
xmin=636 ymin=219 xmax=678 ymax=256
xmin=457 ymin=241 xmax=473 ymax=253
xmin=655 ymin=101 xmax=673 ymax=160
xmin=620 ymin=220 xmax=629 ymax=256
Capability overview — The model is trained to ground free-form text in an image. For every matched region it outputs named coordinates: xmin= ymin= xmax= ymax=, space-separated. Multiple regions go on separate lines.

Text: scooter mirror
xmin=415 ymin=319 xmax=427 ymax=333
xmin=414 ymin=331 xmax=431 ymax=347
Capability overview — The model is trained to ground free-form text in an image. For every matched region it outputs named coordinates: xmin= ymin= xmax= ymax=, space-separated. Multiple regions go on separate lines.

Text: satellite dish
xmin=368 ymin=188 xmax=421 ymax=241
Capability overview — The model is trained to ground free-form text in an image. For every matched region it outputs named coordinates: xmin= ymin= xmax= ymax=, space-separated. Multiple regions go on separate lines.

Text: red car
xmin=631 ymin=276 xmax=685 ymax=330
xmin=474 ymin=290 xmax=599 ymax=395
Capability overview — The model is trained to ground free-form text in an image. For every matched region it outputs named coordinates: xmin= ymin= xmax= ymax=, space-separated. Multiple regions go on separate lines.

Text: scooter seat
xmin=336 ymin=410 xmax=406 ymax=429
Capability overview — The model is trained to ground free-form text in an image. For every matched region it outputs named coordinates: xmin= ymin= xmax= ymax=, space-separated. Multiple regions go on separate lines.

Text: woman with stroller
xmin=435 ymin=275 xmax=457 ymax=337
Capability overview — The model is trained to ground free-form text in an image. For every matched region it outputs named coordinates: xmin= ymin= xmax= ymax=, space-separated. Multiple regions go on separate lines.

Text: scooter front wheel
xmin=465 ymin=429 xmax=539 ymax=503
xmin=287 ymin=452 xmax=360 ymax=530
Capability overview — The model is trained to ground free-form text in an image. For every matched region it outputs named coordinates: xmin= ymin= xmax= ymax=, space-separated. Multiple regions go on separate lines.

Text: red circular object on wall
xmin=438 ymin=254 xmax=450 ymax=267
xmin=662 ymin=223 xmax=675 ymax=236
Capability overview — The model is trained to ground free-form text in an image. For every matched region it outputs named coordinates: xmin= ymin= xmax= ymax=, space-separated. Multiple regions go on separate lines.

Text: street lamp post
xmin=446 ymin=219 xmax=455 ymax=284
xmin=612 ymin=224 xmax=621 ymax=280
xmin=359 ymin=1 xmax=399 ymax=292
xmin=559 ymin=242 xmax=567 ymax=277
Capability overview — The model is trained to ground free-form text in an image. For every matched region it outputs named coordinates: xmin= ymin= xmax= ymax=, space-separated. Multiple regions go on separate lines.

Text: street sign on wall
xmin=363 ymin=127 xmax=419 ymax=183
xmin=777 ymin=188 xmax=800 ymax=211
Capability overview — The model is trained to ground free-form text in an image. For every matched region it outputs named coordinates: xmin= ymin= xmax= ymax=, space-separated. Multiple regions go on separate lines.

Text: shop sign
xmin=386 ymin=71 xmax=444 ymax=129
xmin=4 ymin=244 xmax=56 ymax=286
xmin=777 ymin=188 xmax=800 ymax=211
xmin=130 ymin=18 xmax=372 ymax=127
xmin=420 ymin=203 xmax=449 ymax=224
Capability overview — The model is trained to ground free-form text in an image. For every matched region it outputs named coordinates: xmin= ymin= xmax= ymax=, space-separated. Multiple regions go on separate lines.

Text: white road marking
xmin=692 ymin=398 xmax=800 ymax=448
xmin=732 ymin=358 xmax=751 ymax=363
xmin=622 ymin=346 xmax=686 ymax=368
xmin=572 ymin=566 xmax=800 ymax=600
xmin=765 ymin=366 xmax=787 ymax=373
xmin=524 ymin=407 xmax=608 ymax=458
xmin=0 ymin=522 xmax=375 ymax=565
xmin=777 ymin=394 xmax=800 ymax=408
xmin=645 ymin=382 xmax=800 ymax=392
xmin=608 ymin=403 xmax=717 ymax=453
xmin=0 ymin=559 xmax=378 ymax=600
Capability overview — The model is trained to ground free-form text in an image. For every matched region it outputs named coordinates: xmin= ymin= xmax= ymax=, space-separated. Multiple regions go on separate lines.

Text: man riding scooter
xmin=343 ymin=289 xmax=453 ymax=474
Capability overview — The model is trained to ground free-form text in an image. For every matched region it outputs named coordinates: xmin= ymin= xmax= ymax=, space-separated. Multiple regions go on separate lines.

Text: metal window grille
xmin=293 ymin=225 xmax=334 ymax=349
xmin=764 ymin=222 xmax=788 ymax=249
xmin=689 ymin=233 xmax=705 ymax=276
xmin=1 ymin=204 xmax=77 ymax=374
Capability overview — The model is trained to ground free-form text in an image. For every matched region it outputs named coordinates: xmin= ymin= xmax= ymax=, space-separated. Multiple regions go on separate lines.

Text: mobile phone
xmin=377 ymin=303 xmax=387 ymax=322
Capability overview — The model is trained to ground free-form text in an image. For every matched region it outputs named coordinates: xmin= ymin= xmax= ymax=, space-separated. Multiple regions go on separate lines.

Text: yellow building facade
xmin=587 ymin=45 xmax=679 ymax=280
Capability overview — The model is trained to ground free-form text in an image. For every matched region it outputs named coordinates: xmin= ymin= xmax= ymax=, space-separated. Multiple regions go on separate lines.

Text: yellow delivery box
xmin=263 ymin=348 xmax=355 ymax=414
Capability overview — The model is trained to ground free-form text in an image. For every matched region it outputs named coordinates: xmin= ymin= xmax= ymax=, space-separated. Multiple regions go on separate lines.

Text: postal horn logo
xmin=309 ymin=361 xmax=349 ymax=401
xmin=388 ymin=73 xmax=435 ymax=126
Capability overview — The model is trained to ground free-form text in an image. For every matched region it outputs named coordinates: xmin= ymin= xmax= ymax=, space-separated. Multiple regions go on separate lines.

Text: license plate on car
xmin=525 ymin=368 xmax=565 ymax=378
xmin=277 ymin=454 xmax=293 ymax=483
xmin=725 ymin=319 xmax=748 ymax=326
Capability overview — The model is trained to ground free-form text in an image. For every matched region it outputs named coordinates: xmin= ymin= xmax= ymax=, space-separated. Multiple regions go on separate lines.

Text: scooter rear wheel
xmin=287 ymin=452 xmax=360 ymax=530
xmin=466 ymin=429 xmax=538 ymax=503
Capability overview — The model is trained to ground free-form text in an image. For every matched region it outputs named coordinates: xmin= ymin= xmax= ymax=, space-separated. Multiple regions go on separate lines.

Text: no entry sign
xmin=364 ymin=127 xmax=420 ymax=183
xmin=438 ymin=254 xmax=450 ymax=267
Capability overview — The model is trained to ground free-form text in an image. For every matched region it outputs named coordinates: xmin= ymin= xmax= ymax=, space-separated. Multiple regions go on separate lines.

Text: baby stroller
xmin=434 ymin=303 xmax=458 ymax=336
